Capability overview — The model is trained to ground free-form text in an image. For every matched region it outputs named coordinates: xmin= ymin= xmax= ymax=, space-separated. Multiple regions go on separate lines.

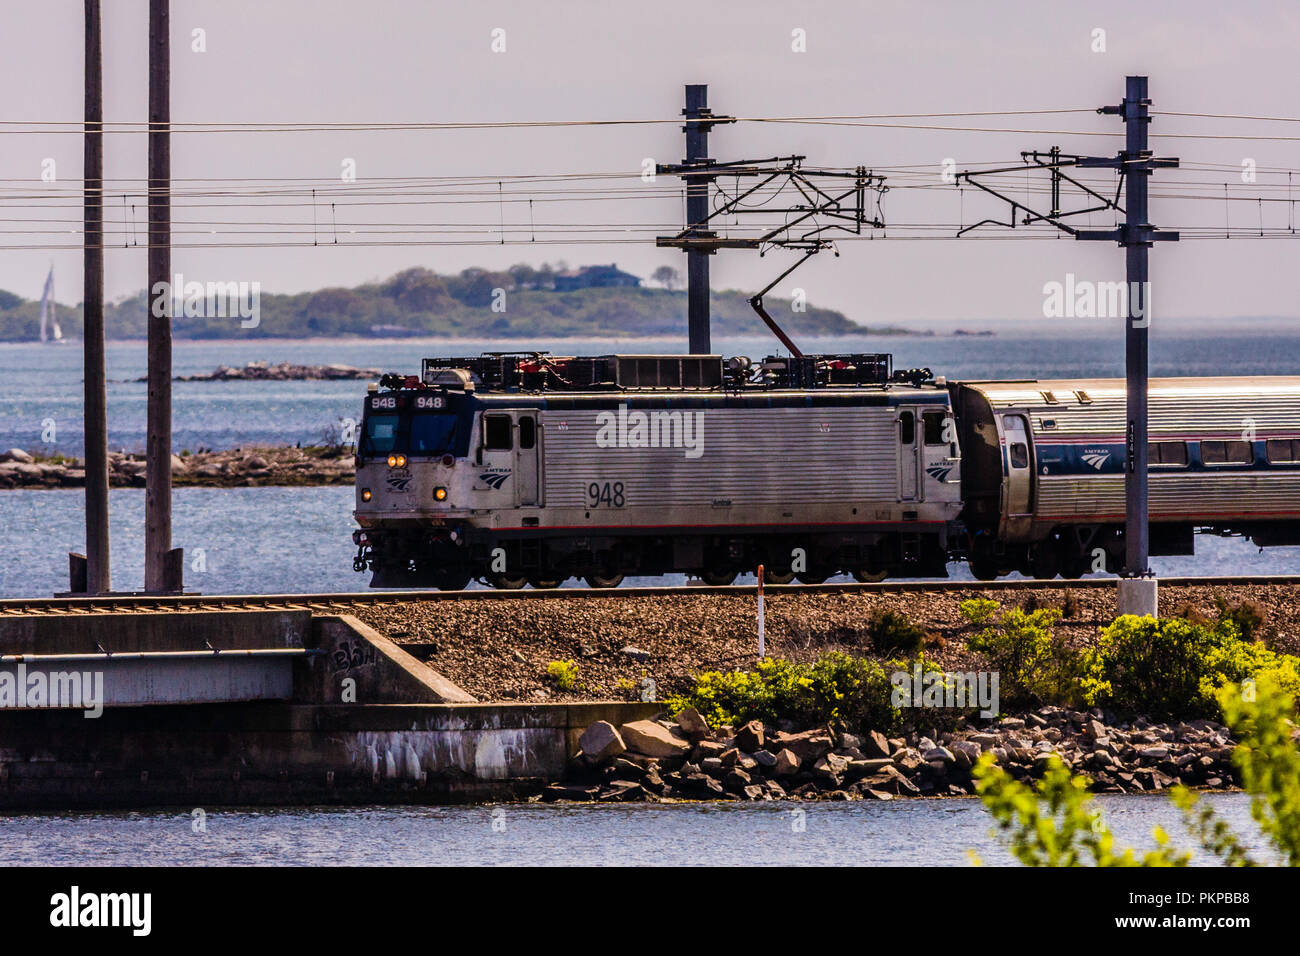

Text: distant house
xmin=553 ymin=263 xmax=641 ymax=291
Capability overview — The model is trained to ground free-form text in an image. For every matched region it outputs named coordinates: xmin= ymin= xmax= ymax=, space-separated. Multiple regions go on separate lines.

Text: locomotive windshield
xmin=360 ymin=410 xmax=460 ymax=457
xmin=409 ymin=413 xmax=459 ymax=454
xmin=361 ymin=413 xmax=400 ymax=455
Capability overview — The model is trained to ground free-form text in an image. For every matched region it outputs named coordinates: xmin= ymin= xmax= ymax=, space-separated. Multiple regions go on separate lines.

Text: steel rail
xmin=1 ymin=575 xmax=1297 ymax=616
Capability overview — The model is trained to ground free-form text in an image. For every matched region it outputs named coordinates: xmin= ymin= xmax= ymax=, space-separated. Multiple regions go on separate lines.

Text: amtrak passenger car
xmin=352 ymin=353 xmax=963 ymax=589
xmin=951 ymin=377 xmax=1300 ymax=579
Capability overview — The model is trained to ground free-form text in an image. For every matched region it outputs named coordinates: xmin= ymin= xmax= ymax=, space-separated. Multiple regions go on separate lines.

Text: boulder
xmin=690 ymin=740 xmax=725 ymax=762
xmin=862 ymin=730 xmax=891 ymax=758
xmin=722 ymin=769 xmax=752 ymax=792
xmin=769 ymin=729 xmax=833 ymax=764
xmin=2 ymin=448 xmax=33 ymax=463
xmin=735 ymin=720 xmax=766 ymax=753
xmin=751 ymin=749 xmax=777 ymax=769
xmin=773 ymin=748 xmax=800 ymax=777
xmin=923 ymin=747 xmax=956 ymax=765
xmin=815 ymin=753 xmax=851 ymax=777
xmin=541 ymin=783 xmax=600 ymax=802
xmin=578 ymin=720 xmax=627 ymax=762
xmin=619 ymin=720 xmax=690 ymax=758
xmin=598 ymin=780 xmax=645 ymax=802
xmin=675 ymin=706 xmax=711 ymax=739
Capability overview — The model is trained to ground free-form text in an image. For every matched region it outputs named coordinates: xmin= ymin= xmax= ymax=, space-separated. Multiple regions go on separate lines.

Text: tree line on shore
xmin=0 ymin=263 xmax=894 ymax=341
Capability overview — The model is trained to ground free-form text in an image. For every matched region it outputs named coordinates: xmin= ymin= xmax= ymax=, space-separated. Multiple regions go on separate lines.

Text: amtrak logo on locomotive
xmin=478 ymin=470 xmax=511 ymax=490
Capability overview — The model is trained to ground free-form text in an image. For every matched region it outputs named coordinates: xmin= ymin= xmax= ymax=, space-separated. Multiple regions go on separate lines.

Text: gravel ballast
xmin=352 ymin=583 xmax=1300 ymax=703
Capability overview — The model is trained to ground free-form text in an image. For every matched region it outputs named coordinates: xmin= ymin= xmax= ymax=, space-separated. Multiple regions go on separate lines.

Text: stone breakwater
xmin=137 ymin=361 xmax=382 ymax=382
xmin=0 ymin=446 xmax=353 ymax=489
xmin=545 ymin=706 xmax=1242 ymax=803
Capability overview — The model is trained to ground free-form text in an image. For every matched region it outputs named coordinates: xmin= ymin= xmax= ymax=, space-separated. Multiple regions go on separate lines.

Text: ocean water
xmin=3 ymin=329 xmax=1300 ymax=597
xmin=3 ymin=327 xmax=1300 ymax=456
xmin=0 ymin=793 xmax=1271 ymax=867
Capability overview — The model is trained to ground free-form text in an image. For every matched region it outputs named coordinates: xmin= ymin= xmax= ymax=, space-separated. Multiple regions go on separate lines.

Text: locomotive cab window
xmin=1009 ymin=443 xmax=1029 ymax=469
xmin=1266 ymin=439 xmax=1300 ymax=463
xmin=1201 ymin=440 xmax=1253 ymax=465
xmin=898 ymin=411 xmax=915 ymax=444
xmin=483 ymin=414 xmax=513 ymax=451
xmin=923 ymin=411 xmax=947 ymax=445
xmin=361 ymin=414 xmax=400 ymax=455
xmin=518 ymin=416 xmax=536 ymax=450
xmin=1149 ymin=441 xmax=1189 ymax=467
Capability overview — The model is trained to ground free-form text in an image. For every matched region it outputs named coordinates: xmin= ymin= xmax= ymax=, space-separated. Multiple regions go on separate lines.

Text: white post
xmin=756 ymin=564 xmax=766 ymax=658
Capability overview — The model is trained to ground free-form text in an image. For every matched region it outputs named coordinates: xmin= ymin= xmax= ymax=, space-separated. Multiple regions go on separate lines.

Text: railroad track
xmin=2 ymin=574 xmax=1298 ymax=617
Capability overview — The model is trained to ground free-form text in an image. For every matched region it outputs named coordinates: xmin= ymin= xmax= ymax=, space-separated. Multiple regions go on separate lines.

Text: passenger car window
xmin=484 ymin=415 xmax=513 ymax=451
xmin=1266 ymin=439 xmax=1300 ymax=463
xmin=1010 ymin=443 xmax=1029 ymax=469
xmin=898 ymin=411 xmax=915 ymax=445
xmin=1201 ymin=440 xmax=1253 ymax=465
xmin=1149 ymin=441 xmax=1189 ymax=467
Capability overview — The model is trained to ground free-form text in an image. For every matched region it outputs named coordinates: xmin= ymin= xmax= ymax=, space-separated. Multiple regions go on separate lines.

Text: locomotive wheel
xmin=529 ymin=576 xmax=564 ymax=589
xmin=489 ymin=574 xmax=528 ymax=590
xmin=1028 ymin=543 xmax=1061 ymax=580
xmin=699 ymin=569 xmax=738 ymax=586
xmin=852 ymin=567 xmax=889 ymax=583
xmin=969 ymin=557 xmax=999 ymax=581
xmin=763 ymin=568 xmax=796 ymax=585
xmin=795 ymin=571 xmax=828 ymax=585
xmin=584 ymin=573 xmax=624 ymax=588
xmin=431 ymin=570 xmax=473 ymax=591
xmin=1059 ymin=552 xmax=1088 ymax=579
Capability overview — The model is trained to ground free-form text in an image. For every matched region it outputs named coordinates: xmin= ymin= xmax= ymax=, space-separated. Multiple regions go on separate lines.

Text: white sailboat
xmin=39 ymin=265 xmax=65 ymax=344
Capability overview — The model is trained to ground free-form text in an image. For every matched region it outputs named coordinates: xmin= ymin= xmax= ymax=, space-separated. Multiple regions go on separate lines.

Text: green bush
xmin=1080 ymin=615 xmax=1300 ymax=719
xmin=867 ymin=609 xmax=926 ymax=656
xmin=667 ymin=651 xmax=934 ymax=735
xmin=545 ymin=659 xmax=579 ymax=691
xmin=967 ymin=605 xmax=1068 ymax=708
xmin=959 ymin=598 xmax=1000 ymax=626
xmin=975 ymin=677 xmax=1300 ymax=867
xmin=1214 ymin=595 xmax=1268 ymax=643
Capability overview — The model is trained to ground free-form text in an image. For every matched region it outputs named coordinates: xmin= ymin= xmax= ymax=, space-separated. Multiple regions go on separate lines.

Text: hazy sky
xmin=2 ymin=0 xmax=1298 ymax=329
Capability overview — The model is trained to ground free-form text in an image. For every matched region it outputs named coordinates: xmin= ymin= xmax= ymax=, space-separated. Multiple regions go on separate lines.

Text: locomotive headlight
xmin=361 ymin=488 xmax=372 ymax=502
xmin=387 ymin=454 xmax=407 ymax=468
xmin=386 ymin=455 xmax=397 ymax=468
xmin=434 ymin=486 xmax=448 ymax=501
xmin=396 ymin=454 xmax=407 ymax=467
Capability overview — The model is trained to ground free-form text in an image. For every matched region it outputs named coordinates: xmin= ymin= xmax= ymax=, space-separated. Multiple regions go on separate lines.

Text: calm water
xmin=3 ymin=328 xmax=1300 ymax=456
xmin=0 ymin=793 xmax=1271 ymax=866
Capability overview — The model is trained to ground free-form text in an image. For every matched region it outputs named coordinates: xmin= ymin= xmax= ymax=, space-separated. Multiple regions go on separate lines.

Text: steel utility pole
xmin=145 ymin=0 xmax=178 ymax=592
xmin=1077 ymin=76 xmax=1179 ymax=600
xmin=955 ymin=75 xmax=1177 ymax=611
xmin=82 ymin=0 xmax=110 ymax=594
xmin=681 ymin=86 xmax=733 ymax=354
